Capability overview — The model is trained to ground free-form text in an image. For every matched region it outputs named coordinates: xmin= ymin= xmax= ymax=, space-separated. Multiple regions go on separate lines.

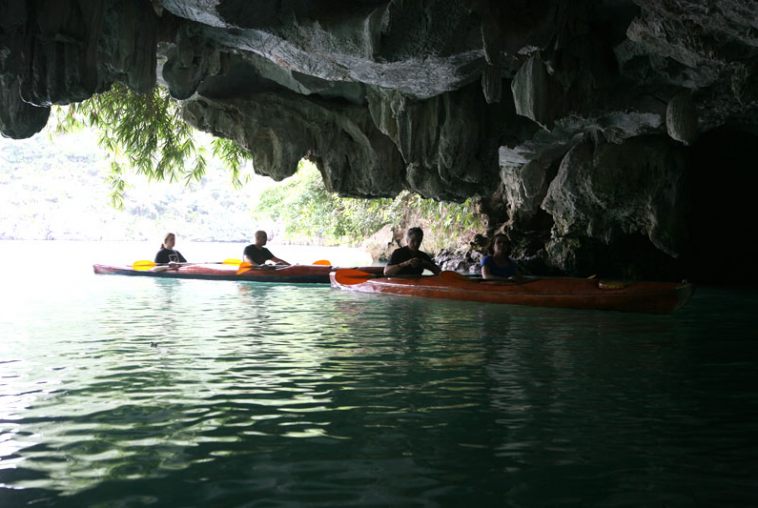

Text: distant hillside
xmin=0 ymin=129 xmax=275 ymax=242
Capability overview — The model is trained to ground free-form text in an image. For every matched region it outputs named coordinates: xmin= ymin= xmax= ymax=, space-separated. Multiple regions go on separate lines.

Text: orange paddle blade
xmin=312 ymin=259 xmax=332 ymax=266
xmin=333 ymin=269 xmax=377 ymax=286
xmin=236 ymin=261 xmax=253 ymax=275
xmin=223 ymin=258 xmax=243 ymax=265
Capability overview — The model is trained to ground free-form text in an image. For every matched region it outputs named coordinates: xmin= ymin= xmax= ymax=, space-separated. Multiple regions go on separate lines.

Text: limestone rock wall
xmin=0 ymin=0 xmax=157 ymax=137
xmin=2 ymin=0 xmax=757 ymax=281
xmin=541 ymin=136 xmax=690 ymax=274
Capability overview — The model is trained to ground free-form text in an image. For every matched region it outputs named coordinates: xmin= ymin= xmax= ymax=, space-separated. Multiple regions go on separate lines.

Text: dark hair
xmin=162 ymin=232 xmax=175 ymax=249
xmin=407 ymin=227 xmax=423 ymax=239
xmin=491 ymin=233 xmax=509 ymax=254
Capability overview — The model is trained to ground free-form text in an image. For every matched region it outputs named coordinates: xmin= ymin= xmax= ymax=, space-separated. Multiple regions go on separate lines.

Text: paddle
xmin=236 ymin=259 xmax=334 ymax=275
xmin=132 ymin=260 xmax=158 ymax=271
xmin=236 ymin=261 xmax=255 ymax=275
xmin=332 ymin=268 xmax=377 ymax=286
xmin=131 ymin=258 xmax=242 ymax=271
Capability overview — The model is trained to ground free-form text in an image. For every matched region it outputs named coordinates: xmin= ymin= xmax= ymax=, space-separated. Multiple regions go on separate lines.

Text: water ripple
xmin=1 ymin=279 xmax=757 ymax=506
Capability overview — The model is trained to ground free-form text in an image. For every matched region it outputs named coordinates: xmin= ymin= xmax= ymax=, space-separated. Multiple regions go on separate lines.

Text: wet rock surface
xmin=2 ymin=0 xmax=757 ymax=282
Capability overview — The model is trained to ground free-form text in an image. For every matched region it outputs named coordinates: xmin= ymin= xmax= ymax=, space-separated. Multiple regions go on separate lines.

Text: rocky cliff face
xmin=2 ymin=0 xmax=757 ymax=282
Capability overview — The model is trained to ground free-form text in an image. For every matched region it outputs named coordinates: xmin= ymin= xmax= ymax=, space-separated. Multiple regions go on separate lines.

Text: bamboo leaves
xmin=52 ymin=83 xmax=252 ymax=208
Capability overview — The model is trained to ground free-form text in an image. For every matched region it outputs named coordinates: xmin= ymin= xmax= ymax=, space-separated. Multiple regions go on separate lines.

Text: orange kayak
xmin=330 ymin=270 xmax=694 ymax=313
xmin=94 ymin=263 xmax=383 ymax=284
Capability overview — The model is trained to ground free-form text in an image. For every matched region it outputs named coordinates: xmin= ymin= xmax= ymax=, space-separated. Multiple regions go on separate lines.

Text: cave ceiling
xmin=2 ymin=0 xmax=757 ymax=279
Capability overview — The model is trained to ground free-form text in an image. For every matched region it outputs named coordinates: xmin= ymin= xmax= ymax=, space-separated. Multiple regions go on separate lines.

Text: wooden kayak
xmin=330 ymin=269 xmax=694 ymax=313
xmin=94 ymin=263 xmax=383 ymax=284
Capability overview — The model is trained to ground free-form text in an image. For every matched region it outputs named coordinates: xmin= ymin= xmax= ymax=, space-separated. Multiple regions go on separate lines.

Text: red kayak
xmin=330 ymin=269 xmax=694 ymax=313
xmin=94 ymin=263 xmax=382 ymax=284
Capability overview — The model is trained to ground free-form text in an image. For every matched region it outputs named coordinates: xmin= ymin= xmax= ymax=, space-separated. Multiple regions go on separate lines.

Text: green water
xmin=1 ymin=242 xmax=757 ymax=507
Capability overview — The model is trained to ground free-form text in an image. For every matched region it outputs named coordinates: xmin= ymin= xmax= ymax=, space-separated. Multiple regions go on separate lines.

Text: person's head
xmin=406 ymin=227 xmax=424 ymax=251
xmin=162 ymin=233 xmax=176 ymax=250
xmin=254 ymin=230 xmax=268 ymax=246
xmin=491 ymin=234 xmax=509 ymax=256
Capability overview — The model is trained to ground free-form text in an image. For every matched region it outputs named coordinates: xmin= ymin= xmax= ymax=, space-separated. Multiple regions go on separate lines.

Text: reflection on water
xmin=1 ymin=249 xmax=758 ymax=506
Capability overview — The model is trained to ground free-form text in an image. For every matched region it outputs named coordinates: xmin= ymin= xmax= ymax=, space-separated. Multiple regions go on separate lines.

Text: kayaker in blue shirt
xmin=481 ymin=234 xmax=521 ymax=280
xmin=243 ymin=230 xmax=290 ymax=266
xmin=384 ymin=227 xmax=441 ymax=277
xmin=155 ymin=233 xmax=187 ymax=265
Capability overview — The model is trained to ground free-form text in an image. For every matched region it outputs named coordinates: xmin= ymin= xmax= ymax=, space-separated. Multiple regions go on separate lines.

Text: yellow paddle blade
xmin=312 ymin=259 xmax=332 ymax=266
xmin=132 ymin=260 xmax=157 ymax=271
xmin=223 ymin=258 xmax=243 ymax=265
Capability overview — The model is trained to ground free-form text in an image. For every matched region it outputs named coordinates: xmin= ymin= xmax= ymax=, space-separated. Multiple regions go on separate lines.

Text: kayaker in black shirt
xmin=155 ymin=233 xmax=187 ymax=264
xmin=384 ymin=227 xmax=441 ymax=277
xmin=243 ymin=230 xmax=290 ymax=266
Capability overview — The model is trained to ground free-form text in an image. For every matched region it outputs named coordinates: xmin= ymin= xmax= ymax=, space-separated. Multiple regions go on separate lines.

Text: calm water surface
xmin=1 ymin=241 xmax=757 ymax=507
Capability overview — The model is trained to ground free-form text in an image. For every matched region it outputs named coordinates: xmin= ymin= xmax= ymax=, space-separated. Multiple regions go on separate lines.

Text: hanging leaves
xmin=51 ymin=83 xmax=252 ymax=207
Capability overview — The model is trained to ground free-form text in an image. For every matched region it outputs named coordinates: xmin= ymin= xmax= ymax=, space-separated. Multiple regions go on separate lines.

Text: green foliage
xmin=52 ymin=83 xmax=251 ymax=208
xmin=0 ymin=130 xmax=263 ymax=241
xmin=253 ymin=161 xmax=485 ymax=251
xmin=211 ymin=138 xmax=254 ymax=188
xmin=107 ymin=161 xmax=126 ymax=209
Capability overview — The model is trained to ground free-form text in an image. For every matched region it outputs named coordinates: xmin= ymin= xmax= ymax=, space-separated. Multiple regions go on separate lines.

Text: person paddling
xmin=154 ymin=233 xmax=187 ymax=266
xmin=384 ymin=227 xmax=441 ymax=277
xmin=243 ymin=230 xmax=290 ymax=266
xmin=480 ymin=233 xmax=521 ymax=280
